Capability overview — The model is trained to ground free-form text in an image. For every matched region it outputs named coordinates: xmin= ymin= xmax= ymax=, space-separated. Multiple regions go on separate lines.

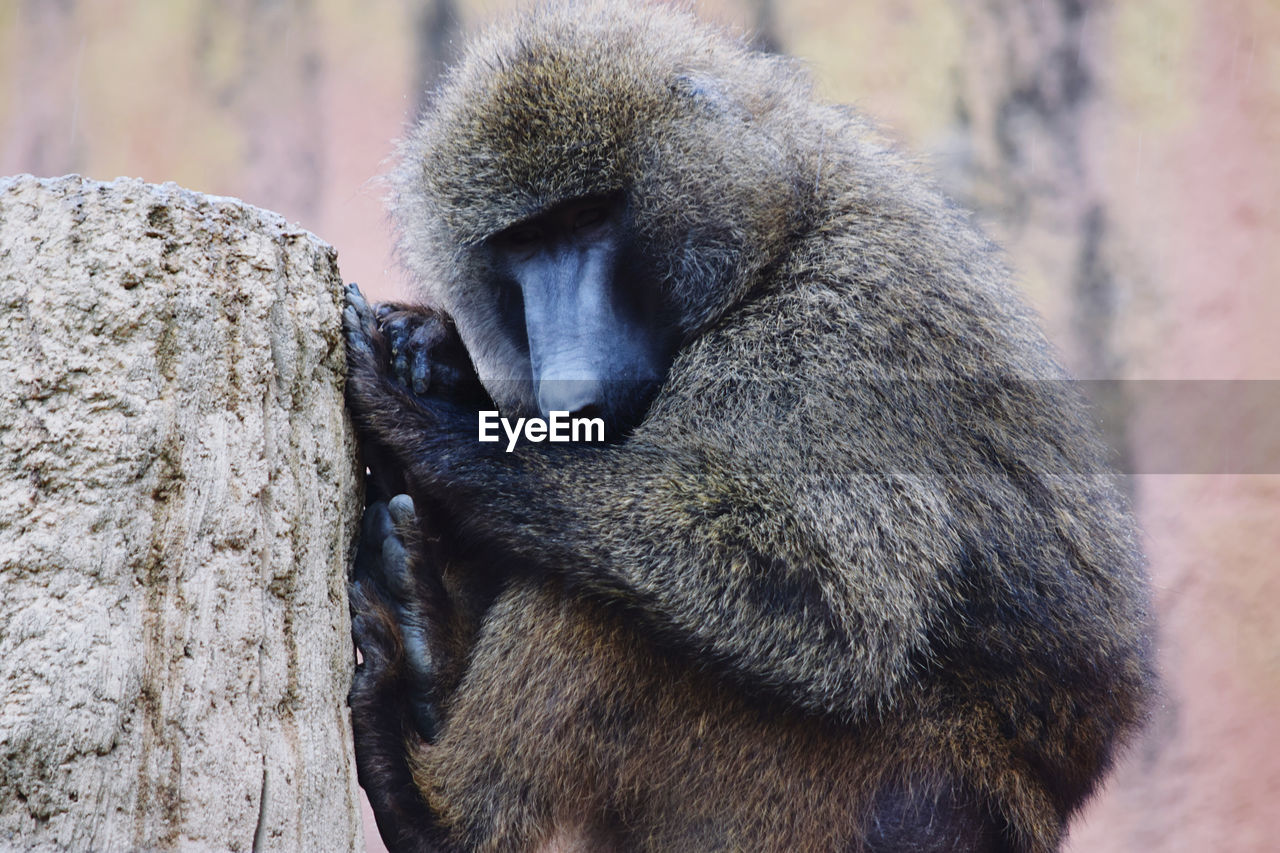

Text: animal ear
xmin=670 ymin=72 xmax=745 ymax=121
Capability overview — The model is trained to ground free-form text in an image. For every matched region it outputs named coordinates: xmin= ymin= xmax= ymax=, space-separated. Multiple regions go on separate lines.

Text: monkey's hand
xmin=344 ymin=283 xmax=499 ymax=480
xmin=351 ymin=493 xmax=443 ymax=740
xmin=345 ymin=283 xmax=489 ymax=407
xmin=349 ymin=492 xmax=454 ymax=851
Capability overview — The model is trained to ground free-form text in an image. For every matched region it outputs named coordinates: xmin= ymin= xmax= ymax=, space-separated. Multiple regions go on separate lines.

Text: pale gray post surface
xmin=0 ymin=175 xmax=364 ymax=852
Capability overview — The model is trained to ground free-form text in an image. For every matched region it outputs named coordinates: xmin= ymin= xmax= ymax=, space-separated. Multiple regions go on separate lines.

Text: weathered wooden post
xmin=0 ymin=175 xmax=364 ymax=851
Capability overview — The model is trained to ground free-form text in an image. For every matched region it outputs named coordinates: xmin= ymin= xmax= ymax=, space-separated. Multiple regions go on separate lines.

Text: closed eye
xmin=501 ymin=225 xmax=543 ymax=247
xmin=572 ymin=205 xmax=610 ymax=231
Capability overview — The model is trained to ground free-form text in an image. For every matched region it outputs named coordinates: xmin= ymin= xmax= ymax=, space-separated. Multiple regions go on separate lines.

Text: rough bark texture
xmin=0 ymin=174 xmax=363 ymax=852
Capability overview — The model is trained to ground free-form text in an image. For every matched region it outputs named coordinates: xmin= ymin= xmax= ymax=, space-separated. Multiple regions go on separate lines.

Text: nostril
xmin=572 ymin=403 xmax=604 ymax=421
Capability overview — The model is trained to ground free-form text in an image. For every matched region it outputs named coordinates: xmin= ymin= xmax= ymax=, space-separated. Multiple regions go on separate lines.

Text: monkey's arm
xmin=345 ymin=293 xmax=958 ymax=721
xmin=486 ymin=444 xmax=953 ymax=719
xmin=348 ymin=494 xmax=461 ymax=853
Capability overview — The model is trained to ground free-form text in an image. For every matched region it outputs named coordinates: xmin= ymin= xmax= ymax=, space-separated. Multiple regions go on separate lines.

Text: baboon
xmin=342 ymin=3 xmax=1153 ymax=851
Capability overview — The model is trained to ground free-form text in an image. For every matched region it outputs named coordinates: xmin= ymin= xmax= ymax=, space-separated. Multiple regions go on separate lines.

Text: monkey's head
xmin=392 ymin=1 xmax=814 ymax=434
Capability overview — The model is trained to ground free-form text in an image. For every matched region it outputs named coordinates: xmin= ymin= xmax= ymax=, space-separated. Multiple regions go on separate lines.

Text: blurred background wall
xmin=3 ymin=1 xmax=1277 ymax=851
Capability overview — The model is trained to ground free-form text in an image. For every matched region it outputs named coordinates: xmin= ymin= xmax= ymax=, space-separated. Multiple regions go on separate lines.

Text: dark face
xmin=486 ymin=195 xmax=678 ymax=436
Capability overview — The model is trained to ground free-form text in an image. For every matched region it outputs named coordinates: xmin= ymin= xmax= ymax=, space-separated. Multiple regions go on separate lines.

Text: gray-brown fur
xmin=344 ymin=2 xmax=1154 ymax=851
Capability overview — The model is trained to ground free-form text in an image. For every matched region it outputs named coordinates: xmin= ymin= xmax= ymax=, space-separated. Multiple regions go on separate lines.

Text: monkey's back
xmin=613 ymin=107 xmax=1155 ymax=848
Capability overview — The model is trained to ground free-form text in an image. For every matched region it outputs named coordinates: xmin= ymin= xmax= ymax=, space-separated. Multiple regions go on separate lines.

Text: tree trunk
xmin=0 ymin=175 xmax=364 ymax=851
